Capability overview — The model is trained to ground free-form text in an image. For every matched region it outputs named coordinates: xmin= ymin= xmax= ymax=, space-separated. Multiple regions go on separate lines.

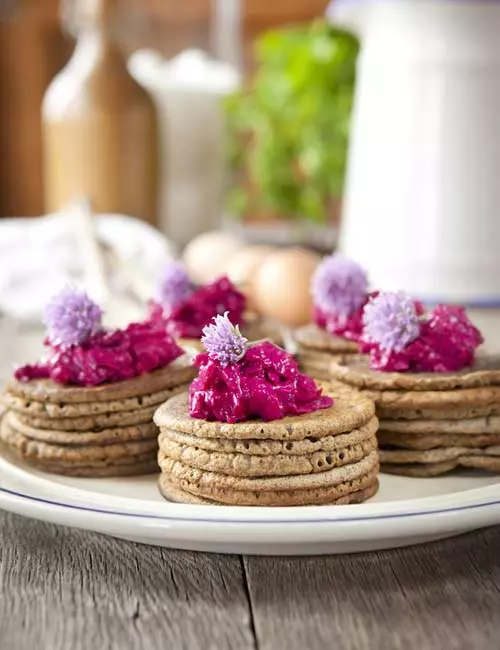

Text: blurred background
xmin=1 ymin=0 xmax=500 ymax=342
xmin=0 ymin=0 xmax=349 ymax=242
xmin=0 ymin=0 xmax=358 ymax=325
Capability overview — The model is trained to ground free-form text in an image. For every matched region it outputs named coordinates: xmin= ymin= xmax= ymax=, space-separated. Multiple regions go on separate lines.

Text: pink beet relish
xmin=360 ymin=305 xmax=483 ymax=373
xmin=189 ymin=341 xmax=333 ymax=424
xmin=15 ymin=318 xmax=183 ymax=387
xmin=152 ymin=275 xmax=246 ymax=340
xmin=314 ymin=292 xmax=377 ymax=342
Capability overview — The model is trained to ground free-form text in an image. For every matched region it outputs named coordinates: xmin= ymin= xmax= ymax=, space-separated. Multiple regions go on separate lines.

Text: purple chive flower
xmin=157 ymin=261 xmax=193 ymax=311
xmin=363 ymin=291 xmax=421 ymax=353
xmin=44 ymin=287 xmax=103 ymax=348
xmin=201 ymin=312 xmax=248 ymax=366
xmin=311 ymin=254 xmax=368 ymax=321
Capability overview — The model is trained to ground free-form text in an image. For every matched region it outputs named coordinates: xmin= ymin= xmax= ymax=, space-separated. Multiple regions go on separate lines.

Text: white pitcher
xmin=329 ymin=0 xmax=500 ymax=305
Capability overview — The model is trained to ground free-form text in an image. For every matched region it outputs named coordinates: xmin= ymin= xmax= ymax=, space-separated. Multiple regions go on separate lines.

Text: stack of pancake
xmin=330 ymin=356 xmax=500 ymax=476
xmin=294 ymin=325 xmax=359 ymax=380
xmin=0 ymin=360 xmax=195 ymax=477
xmin=154 ymin=382 xmax=380 ymax=506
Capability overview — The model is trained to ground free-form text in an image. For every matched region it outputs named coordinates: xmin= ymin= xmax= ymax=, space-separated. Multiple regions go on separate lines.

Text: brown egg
xmin=253 ymin=247 xmax=321 ymax=326
xmin=182 ymin=230 xmax=246 ymax=284
xmin=225 ymin=245 xmax=275 ymax=308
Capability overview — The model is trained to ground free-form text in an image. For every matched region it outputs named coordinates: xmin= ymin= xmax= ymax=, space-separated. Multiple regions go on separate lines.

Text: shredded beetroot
xmin=314 ymin=292 xmax=379 ymax=341
xmin=15 ymin=318 xmax=183 ymax=387
xmin=158 ymin=276 xmax=246 ymax=339
xmin=189 ymin=341 xmax=333 ymax=423
xmin=360 ymin=305 xmax=483 ymax=373
xmin=14 ymin=363 xmax=51 ymax=382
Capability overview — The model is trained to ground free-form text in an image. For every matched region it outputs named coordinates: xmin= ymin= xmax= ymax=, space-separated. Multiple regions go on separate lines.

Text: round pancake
xmin=158 ymin=435 xmax=377 ymax=478
xmin=478 ymin=444 xmax=500 ymax=456
xmin=296 ymin=363 xmax=332 ymax=382
xmin=18 ymin=451 xmax=156 ymax=469
xmin=294 ymin=324 xmax=359 ymax=353
xmin=296 ymin=350 xmax=344 ymax=381
xmin=459 ymin=455 xmax=500 ymax=471
xmin=0 ymin=420 xmax=157 ymax=463
xmin=330 ymin=354 xmax=500 ymax=391
xmin=160 ymin=416 xmax=378 ymax=456
xmin=159 ymin=450 xmax=378 ymax=494
xmin=1 ymin=384 xmax=190 ymax=419
xmin=379 ymin=447 xmax=479 ymax=464
xmin=16 ymin=457 xmax=159 ymax=477
xmin=364 ymin=385 xmax=500 ymax=410
xmin=6 ymin=411 xmax=158 ymax=446
xmin=382 ymin=454 xmax=500 ymax=477
xmin=242 ymin=317 xmax=284 ymax=347
xmin=379 ymin=415 xmax=500 ymax=434
xmin=381 ymin=462 xmax=458 ymax=477
xmin=378 ymin=404 xmax=500 ymax=421
xmin=15 ymin=404 xmax=159 ymax=432
xmin=297 ymin=350 xmax=352 ymax=366
xmin=158 ymin=474 xmax=379 ymax=506
xmin=378 ymin=430 xmax=500 ymax=451
xmin=154 ymin=383 xmax=375 ymax=441
xmin=6 ymin=357 xmax=196 ymax=404
xmin=160 ymin=466 xmax=379 ymax=506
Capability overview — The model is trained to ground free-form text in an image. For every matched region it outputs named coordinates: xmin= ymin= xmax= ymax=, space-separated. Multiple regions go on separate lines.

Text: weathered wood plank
xmin=3 ymin=508 xmax=500 ymax=650
xmin=244 ymin=526 xmax=500 ymax=650
xmin=0 ymin=511 xmax=255 ymax=650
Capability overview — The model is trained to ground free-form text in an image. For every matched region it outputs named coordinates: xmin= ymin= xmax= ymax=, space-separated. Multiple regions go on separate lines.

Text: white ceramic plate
xmin=1 ymin=450 xmax=500 ymax=555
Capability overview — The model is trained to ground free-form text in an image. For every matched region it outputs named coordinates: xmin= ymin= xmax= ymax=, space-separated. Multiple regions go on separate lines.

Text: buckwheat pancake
xmin=19 ymin=458 xmax=159 ymax=478
xmin=379 ymin=446 xmax=481 ymax=465
xmin=15 ymin=404 xmax=160 ymax=432
xmin=154 ymin=383 xmax=375 ymax=441
xmin=363 ymin=385 xmax=500 ymax=412
xmin=158 ymin=434 xmax=378 ymax=478
xmin=5 ymin=411 xmax=158 ymax=446
xmin=0 ymin=420 xmax=157 ymax=464
xmin=294 ymin=324 xmax=359 ymax=354
xmin=329 ymin=352 xmax=500 ymax=477
xmin=382 ymin=454 xmax=500 ymax=477
xmin=330 ymin=355 xmax=500 ymax=391
xmin=2 ymin=384 xmax=190 ymax=418
xmin=380 ymin=445 xmax=500 ymax=476
xmin=242 ymin=317 xmax=284 ymax=347
xmin=378 ymin=430 xmax=500 ymax=451
xmin=159 ymin=450 xmax=378 ymax=492
xmin=378 ymin=404 xmax=500 ymax=421
xmin=296 ymin=350 xmax=343 ymax=381
xmin=162 ymin=416 xmax=378 ymax=456
xmin=460 ymin=455 xmax=500 ymax=471
xmin=5 ymin=357 xmax=196 ymax=404
xmin=381 ymin=461 xmax=458 ymax=477
xmin=159 ymin=473 xmax=379 ymax=506
xmin=379 ymin=414 xmax=500 ymax=434
xmin=158 ymin=460 xmax=379 ymax=506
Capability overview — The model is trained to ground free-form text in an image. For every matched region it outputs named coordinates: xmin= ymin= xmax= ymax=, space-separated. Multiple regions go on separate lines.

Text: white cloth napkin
xmin=0 ymin=213 xmax=176 ymax=323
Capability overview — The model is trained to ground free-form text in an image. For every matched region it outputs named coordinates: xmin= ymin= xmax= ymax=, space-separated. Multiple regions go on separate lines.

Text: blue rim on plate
xmin=1 ymin=484 xmax=500 ymax=525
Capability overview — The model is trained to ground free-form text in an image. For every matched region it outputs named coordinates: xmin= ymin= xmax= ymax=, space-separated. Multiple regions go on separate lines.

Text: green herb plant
xmin=226 ymin=20 xmax=359 ymax=224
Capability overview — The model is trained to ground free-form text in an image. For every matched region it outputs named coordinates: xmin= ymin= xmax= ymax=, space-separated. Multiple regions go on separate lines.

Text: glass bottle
xmin=42 ymin=0 xmax=158 ymax=225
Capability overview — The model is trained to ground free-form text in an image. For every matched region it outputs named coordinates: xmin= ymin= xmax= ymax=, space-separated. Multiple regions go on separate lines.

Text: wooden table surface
xmin=0 ymin=510 xmax=499 ymax=650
